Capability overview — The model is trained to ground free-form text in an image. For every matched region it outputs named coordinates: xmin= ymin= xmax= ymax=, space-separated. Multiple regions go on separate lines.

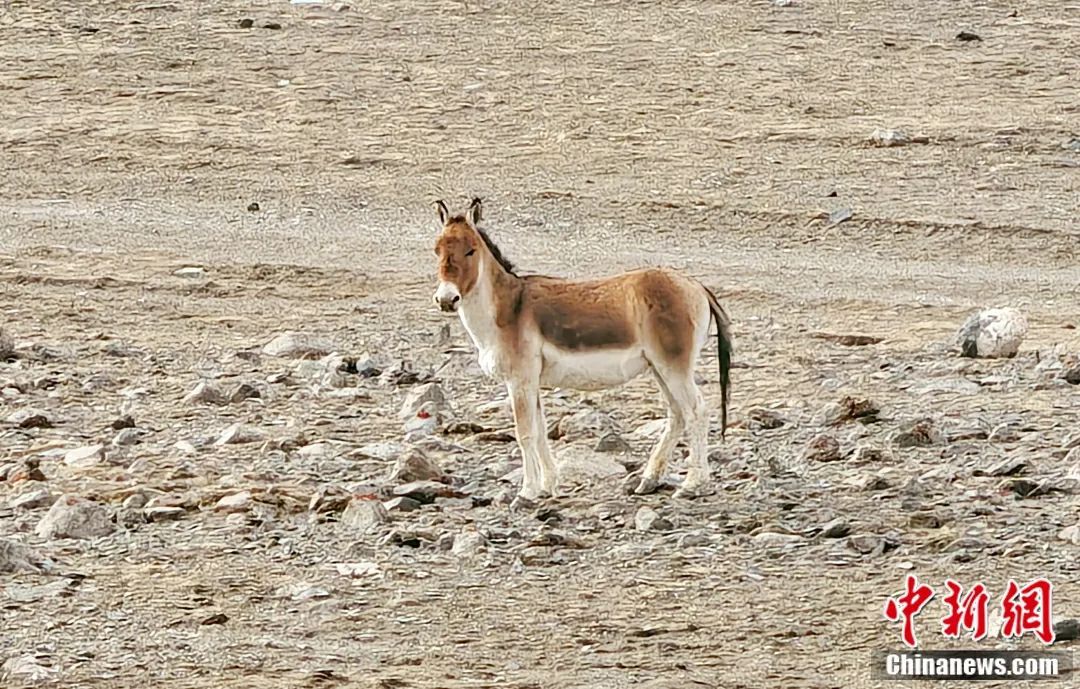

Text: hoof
xmin=510 ymin=494 xmax=539 ymax=511
xmin=634 ymin=476 xmax=661 ymax=495
xmin=673 ymin=482 xmax=711 ymax=500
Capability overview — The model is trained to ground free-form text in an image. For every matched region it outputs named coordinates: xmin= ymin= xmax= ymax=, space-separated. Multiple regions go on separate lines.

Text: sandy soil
xmin=1 ymin=0 xmax=1079 ymax=687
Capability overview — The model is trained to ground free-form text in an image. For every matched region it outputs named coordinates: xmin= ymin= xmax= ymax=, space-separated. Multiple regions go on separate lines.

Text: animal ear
xmin=467 ymin=197 xmax=483 ymax=227
xmin=435 ymin=199 xmax=449 ymax=226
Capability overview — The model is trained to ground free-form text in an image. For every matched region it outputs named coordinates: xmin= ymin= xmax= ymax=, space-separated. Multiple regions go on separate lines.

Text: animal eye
xmin=465 ymin=249 xmax=476 ymax=257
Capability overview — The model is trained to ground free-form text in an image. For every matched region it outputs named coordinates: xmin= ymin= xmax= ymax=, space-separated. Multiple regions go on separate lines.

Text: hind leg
xmin=635 ymin=369 xmax=688 ymax=495
xmin=673 ymin=378 xmax=711 ymax=499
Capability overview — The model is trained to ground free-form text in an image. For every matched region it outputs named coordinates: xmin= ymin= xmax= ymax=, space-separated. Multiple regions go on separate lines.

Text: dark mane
xmin=450 ymin=214 xmax=517 ymax=276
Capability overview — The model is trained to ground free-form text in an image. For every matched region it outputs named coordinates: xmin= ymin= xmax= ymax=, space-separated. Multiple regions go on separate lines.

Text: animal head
xmin=433 ymin=197 xmax=485 ymax=313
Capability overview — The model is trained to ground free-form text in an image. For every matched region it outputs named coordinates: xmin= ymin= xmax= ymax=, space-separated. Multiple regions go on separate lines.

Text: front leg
xmin=508 ymin=379 xmax=545 ymax=501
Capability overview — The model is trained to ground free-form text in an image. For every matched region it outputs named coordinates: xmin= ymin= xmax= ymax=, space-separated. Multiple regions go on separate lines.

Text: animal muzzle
xmin=433 ymin=284 xmax=461 ymax=313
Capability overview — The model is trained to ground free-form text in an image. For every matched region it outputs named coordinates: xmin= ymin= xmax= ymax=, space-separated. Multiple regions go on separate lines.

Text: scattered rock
xmin=451 ymin=530 xmax=486 ymax=557
xmin=262 ymin=331 xmax=334 ymax=359
xmin=238 ymin=17 xmax=254 ymax=28
xmin=229 ymin=382 xmax=262 ymax=404
xmin=111 ymin=415 xmax=136 ymax=430
xmin=1062 ymin=365 xmax=1080 ymax=385
xmin=634 ymin=506 xmax=674 ymax=532
xmin=752 ymin=532 xmax=805 ymax=547
xmin=553 ymin=409 xmax=618 ymax=441
xmin=982 ymin=457 xmax=1027 ymax=477
xmin=201 ymin=613 xmax=228 ymax=625
xmin=678 ymin=532 xmax=711 ymax=548
xmin=0 ymin=538 xmax=47 ymax=573
xmin=399 ymin=382 xmax=448 ymax=420
xmin=183 ymin=381 xmax=227 ymax=406
xmin=956 ymin=308 xmax=1027 ymax=358
xmin=861 ymin=473 xmax=893 ymax=491
xmin=1 ymin=655 xmax=56 ymax=683
xmin=5 ymin=409 xmax=52 ymax=429
xmin=815 ymin=396 xmax=880 ymax=426
xmin=334 ymin=562 xmax=380 ymax=578
xmin=1001 ymin=478 xmax=1050 ymax=499
xmin=1054 ymin=619 xmax=1080 ymax=643
xmin=214 ymin=423 xmax=265 ymax=446
xmin=392 ymin=480 xmax=464 ymax=504
xmin=340 ymin=498 xmax=388 ymax=532
xmin=803 ymin=434 xmax=842 ymax=462
xmin=0 ymin=327 xmax=14 ymax=359
xmin=112 ymin=428 xmax=143 ymax=447
xmin=747 ymin=408 xmax=788 ymax=430
xmin=892 ymin=418 xmax=943 ymax=448
xmin=390 ymin=449 xmax=444 ymax=483
xmin=403 ymin=402 xmax=441 ymax=437
xmin=559 ymin=449 xmax=628 ymax=484
xmin=987 ymin=422 xmax=1022 ymax=444
xmin=870 ymin=129 xmax=912 ymax=147
xmin=827 ymin=207 xmax=853 ymax=226
xmin=956 ymin=30 xmax=982 ymax=42
xmin=1057 ymin=525 xmax=1080 ymax=546
xmin=629 ymin=418 xmax=668 ymax=441
xmin=214 ymin=491 xmax=252 ymax=513
xmin=174 ymin=266 xmax=205 ymax=279
xmin=383 ymin=496 xmax=422 ymax=513
xmin=36 ymin=495 xmax=115 ymax=540
xmin=849 ymin=444 xmax=887 ymax=464
xmin=63 ymin=444 xmax=105 ymax=468
xmin=594 ymin=431 xmax=632 ymax=454
xmin=8 ymin=487 xmax=54 ymax=511
xmin=819 ymin=518 xmax=852 ymax=538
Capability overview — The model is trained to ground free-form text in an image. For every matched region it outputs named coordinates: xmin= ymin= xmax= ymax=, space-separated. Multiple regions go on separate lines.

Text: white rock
xmin=558 ymin=409 xmax=618 ymax=441
xmin=956 ymin=308 xmax=1028 ymax=358
xmin=183 ymin=381 xmax=226 ymax=405
xmin=556 ymin=448 xmax=627 ymax=485
xmin=4 ymin=408 xmax=49 ymax=426
xmin=215 ymin=491 xmax=252 ymax=513
xmin=63 ymin=444 xmax=105 ymax=468
xmin=340 ymin=498 xmax=388 ymax=532
xmin=870 ymin=128 xmax=912 ymax=147
xmin=451 ymin=530 xmax=486 ymax=557
xmin=262 ymin=331 xmax=334 ymax=359
xmin=2 ymin=655 xmax=56 ymax=683
xmin=630 ymin=418 xmax=668 ymax=441
xmin=0 ymin=538 xmax=46 ymax=574
xmin=399 ymin=383 xmax=448 ymax=420
xmin=391 ymin=449 xmax=444 ymax=483
xmin=214 ymin=423 xmax=265 ymax=446
xmin=35 ymin=495 xmax=115 ymax=540
xmin=8 ymin=487 xmax=54 ymax=511
xmin=752 ymin=531 xmax=805 ymax=547
xmin=334 ymin=561 xmax=381 ymax=578
xmin=112 ymin=428 xmax=143 ymax=447
xmin=634 ymin=506 xmax=673 ymax=532
xmin=403 ymin=401 xmax=440 ymax=436
xmin=173 ymin=266 xmax=206 ymax=279
xmin=1058 ymin=525 xmax=1080 ymax=546
xmin=174 ymin=440 xmax=198 ymax=454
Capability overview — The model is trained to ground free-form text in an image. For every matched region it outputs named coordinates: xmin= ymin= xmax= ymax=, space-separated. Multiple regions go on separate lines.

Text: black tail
xmin=702 ymin=285 xmax=732 ymax=438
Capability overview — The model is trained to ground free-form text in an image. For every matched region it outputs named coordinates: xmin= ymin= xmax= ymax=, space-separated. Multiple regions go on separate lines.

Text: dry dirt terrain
xmin=1 ymin=0 xmax=1079 ymax=687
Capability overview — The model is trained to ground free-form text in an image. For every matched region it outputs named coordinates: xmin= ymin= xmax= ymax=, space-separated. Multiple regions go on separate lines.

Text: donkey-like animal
xmin=432 ymin=198 xmax=731 ymax=502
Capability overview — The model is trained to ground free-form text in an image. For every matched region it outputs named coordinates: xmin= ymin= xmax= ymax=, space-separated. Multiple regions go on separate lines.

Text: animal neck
xmin=457 ymin=251 xmax=520 ymax=353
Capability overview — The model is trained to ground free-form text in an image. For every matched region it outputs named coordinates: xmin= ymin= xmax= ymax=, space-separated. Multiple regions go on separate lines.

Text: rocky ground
xmin=2 ymin=0 xmax=1080 ymax=687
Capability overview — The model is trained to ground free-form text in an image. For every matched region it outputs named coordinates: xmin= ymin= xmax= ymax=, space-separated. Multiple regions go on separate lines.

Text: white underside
xmin=539 ymin=344 xmax=649 ymax=391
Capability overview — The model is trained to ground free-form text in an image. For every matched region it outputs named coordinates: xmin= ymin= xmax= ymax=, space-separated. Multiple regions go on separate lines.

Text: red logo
xmin=884 ymin=574 xmax=935 ymax=648
xmin=1002 ymin=579 xmax=1055 ymax=645
xmin=885 ymin=575 xmax=1055 ymax=648
xmin=941 ymin=580 xmax=989 ymax=641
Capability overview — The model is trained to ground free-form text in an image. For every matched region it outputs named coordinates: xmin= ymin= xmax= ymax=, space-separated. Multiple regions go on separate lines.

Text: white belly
xmin=539 ymin=345 xmax=649 ymax=391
